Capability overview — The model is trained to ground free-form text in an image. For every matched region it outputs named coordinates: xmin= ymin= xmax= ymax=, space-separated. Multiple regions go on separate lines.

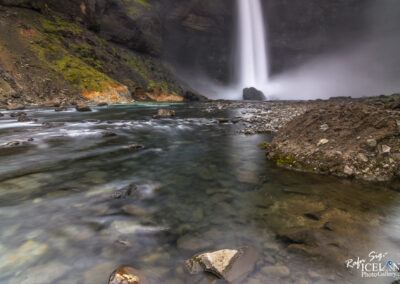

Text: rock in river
xmin=76 ymin=104 xmax=92 ymax=112
xmin=109 ymin=266 xmax=148 ymax=284
xmin=243 ymin=87 xmax=266 ymax=101
xmin=153 ymin=109 xmax=175 ymax=118
xmin=112 ymin=183 xmax=137 ymax=199
xmin=17 ymin=113 xmax=36 ymax=122
xmin=185 ymin=247 xmax=259 ymax=282
xmin=102 ymin=131 xmax=118 ymax=137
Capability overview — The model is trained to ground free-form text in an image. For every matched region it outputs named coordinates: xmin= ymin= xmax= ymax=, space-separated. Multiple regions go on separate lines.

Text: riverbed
xmin=0 ymin=103 xmax=399 ymax=284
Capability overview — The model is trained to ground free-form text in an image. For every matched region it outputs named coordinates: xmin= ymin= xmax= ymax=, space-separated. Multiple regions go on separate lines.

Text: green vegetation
xmin=30 ymin=14 xmax=119 ymax=92
xmin=29 ymin=11 xmax=178 ymax=97
xmin=39 ymin=15 xmax=82 ymax=36
xmin=273 ymin=154 xmax=296 ymax=167
xmin=258 ymin=142 xmax=270 ymax=149
xmin=30 ymin=38 xmax=115 ymax=92
xmin=134 ymin=0 xmax=151 ymax=8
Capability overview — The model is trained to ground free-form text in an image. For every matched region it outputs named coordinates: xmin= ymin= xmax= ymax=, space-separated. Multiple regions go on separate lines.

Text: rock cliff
xmin=0 ymin=0 xmax=372 ymax=105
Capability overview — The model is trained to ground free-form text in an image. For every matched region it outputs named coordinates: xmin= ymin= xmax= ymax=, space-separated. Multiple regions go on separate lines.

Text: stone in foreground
xmin=184 ymin=247 xmax=259 ymax=282
xmin=243 ymin=87 xmax=266 ymax=101
xmin=109 ymin=266 xmax=148 ymax=284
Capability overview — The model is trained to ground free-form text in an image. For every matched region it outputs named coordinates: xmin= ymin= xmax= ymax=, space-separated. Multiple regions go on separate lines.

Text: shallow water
xmin=0 ymin=104 xmax=399 ymax=284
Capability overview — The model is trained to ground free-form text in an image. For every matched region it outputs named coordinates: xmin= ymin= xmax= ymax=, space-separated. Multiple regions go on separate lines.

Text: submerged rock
xmin=101 ymin=131 xmax=117 ymax=137
xmin=5 ymin=141 xmax=21 ymax=147
xmin=97 ymin=102 xmax=109 ymax=107
xmin=42 ymin=121 xmax=66 ymax=128
xmin=153 ymin=109 xmax=175 ymax=118
xmin=218 ymin=118 xmax=229 ymax=124
xmin=17 ymin=113 xmax=36 ymax=122
xmin=109 ymin=266 xmax=148 ymax=284
xmin=243 ymin=87 xmax=266 ymax=101
xmin=185 ymin=247 xmax=258 ymax=282
xmin=123 ymin=144 xmax=144 ymax=151
xmin=112 ymin=183 xmax=137 ymax=199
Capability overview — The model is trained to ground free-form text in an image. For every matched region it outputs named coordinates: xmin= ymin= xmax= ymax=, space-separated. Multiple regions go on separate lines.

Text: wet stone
xmin=123 ymin=144 xmax=144 ymax=151
xmin=18 ymin=113 xmax=36 ymax=122
xmin=153 ymin=109 xmax=175 ymax=118
xmin=42 ymin=121 xmax=66 ymax=128
xmin=102 ymin=131 xmax=118 ymax=137
xmin=112 ymin=183 xmax=137 ymax=199
xmin=185 ymin=247 xmax=259 ymax=282
xmin=5 ymin=141 xmax=21 ymax=147
xmin=76 ymin=104 xmax=92 ymax=112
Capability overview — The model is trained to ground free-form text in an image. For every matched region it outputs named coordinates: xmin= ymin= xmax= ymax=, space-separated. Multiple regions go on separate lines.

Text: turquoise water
xmin=0 ymin=104 xmax=399 ymax=283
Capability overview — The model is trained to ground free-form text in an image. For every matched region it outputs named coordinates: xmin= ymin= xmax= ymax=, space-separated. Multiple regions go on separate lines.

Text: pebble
xmin=320 ymin=124 xmax=329 ymax=131
xmin=317 ymin=139 xmax=329 ymax=146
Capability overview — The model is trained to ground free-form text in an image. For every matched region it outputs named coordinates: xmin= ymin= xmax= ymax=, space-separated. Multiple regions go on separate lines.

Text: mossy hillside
xmin=22 ymin=13 xmax=117 ymax=94
xmin=36 ymin=12 xmax=180 ymax=97
xmin=3 ymin=7 xmax=183 ymax=103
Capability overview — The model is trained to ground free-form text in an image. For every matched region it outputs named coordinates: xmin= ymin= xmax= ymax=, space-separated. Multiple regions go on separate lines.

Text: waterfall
xmin=237 ymin=0 xmax=269 ymax=93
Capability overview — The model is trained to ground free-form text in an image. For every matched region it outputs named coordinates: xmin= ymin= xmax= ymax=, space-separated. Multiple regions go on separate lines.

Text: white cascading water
xmin=237 ymin=0 xmax=269 ymax=93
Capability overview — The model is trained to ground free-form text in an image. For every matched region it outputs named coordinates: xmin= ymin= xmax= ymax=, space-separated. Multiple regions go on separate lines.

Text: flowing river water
xmin=0 ymin=104 xmax=399 ymax=284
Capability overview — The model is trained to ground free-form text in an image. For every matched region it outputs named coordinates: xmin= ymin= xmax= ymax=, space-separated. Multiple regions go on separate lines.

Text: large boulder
xmin=243 ymin=87 xmax=266 ymax=101
xmin=184 ymin=247 xmax=259 ymax=282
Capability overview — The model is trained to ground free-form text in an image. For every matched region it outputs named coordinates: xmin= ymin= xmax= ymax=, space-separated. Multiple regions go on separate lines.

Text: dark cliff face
xmin=160 ymin=0 xmax=235 ymax=83
xmin=264 ymin=0 xmax=370 ymax=74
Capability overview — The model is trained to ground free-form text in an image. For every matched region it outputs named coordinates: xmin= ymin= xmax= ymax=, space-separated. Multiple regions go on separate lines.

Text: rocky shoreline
xmin=207 ymin=95 xmax=400 ymax=183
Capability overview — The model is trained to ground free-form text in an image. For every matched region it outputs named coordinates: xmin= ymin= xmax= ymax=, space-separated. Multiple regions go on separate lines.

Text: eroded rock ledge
xmin=264 ymin=100 xmax=400 ymax=182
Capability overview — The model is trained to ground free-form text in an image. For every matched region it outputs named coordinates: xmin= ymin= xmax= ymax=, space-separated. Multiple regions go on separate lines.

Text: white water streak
xmin=238 ymin=0 xmax=269 ymax=90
